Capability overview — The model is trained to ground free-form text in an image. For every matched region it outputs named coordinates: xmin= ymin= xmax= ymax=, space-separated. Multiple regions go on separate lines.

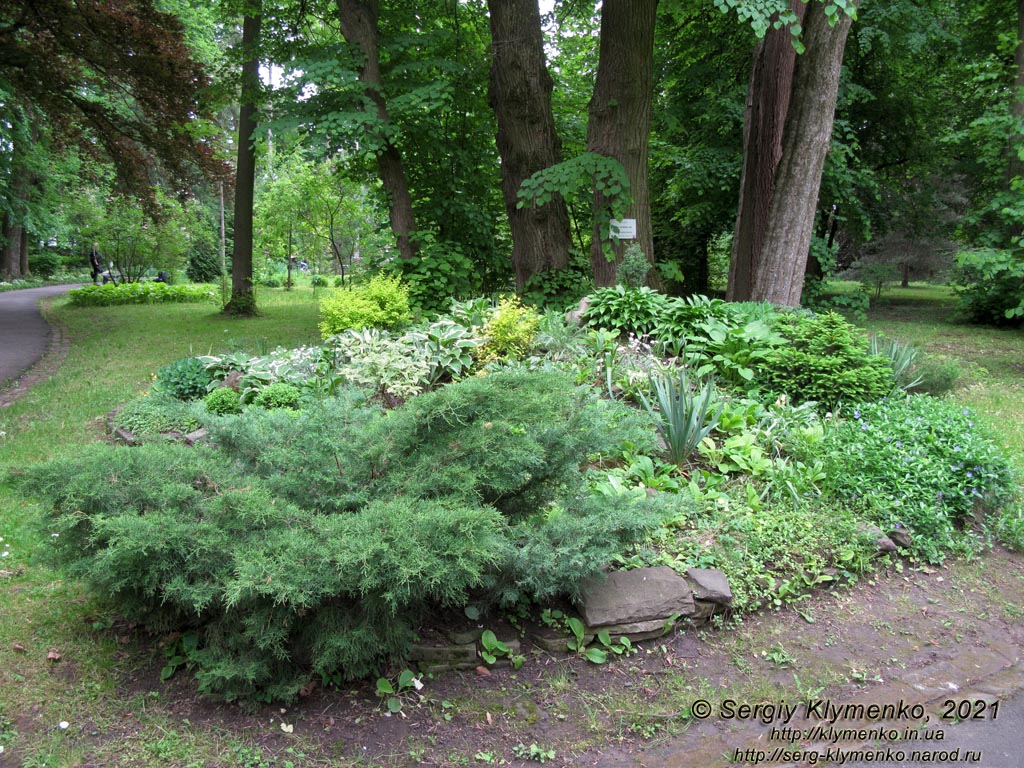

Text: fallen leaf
xmin=47 ymin=649 xmax=61 ymax=662
xmin=13 ymin=643 xmax=26 ymax=653
xmin=486 ymin=712 xmax=493 ymax=725
xmin=475 ymin=665 xmax=491 ymax=677
xmin=280 ymin=722 xmax=293 ymax=733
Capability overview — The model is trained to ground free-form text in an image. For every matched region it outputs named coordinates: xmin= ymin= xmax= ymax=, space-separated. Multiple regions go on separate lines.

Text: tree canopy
xmin=3 ymin=0 xmax=1022 ymax=316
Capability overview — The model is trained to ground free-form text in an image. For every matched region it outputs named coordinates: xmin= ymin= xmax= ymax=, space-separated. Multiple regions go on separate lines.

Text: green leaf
xmin=584 ymin=647 xmax=608 ymax=664
xmin=376 ymin=677 xmax=395 ymax=695
xmin=387 ymin=697 xmax=403 ymax=713
xmin=566 ymin=617 xmax=585 ymax=643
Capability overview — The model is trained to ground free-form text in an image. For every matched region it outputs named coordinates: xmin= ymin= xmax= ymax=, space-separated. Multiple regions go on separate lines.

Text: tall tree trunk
xmin=752 ymin=1 xmax=857 ymax=306
xmin=225 ymin=5 xmax=261 ymax=316
xmin=1 ymin=213 xmax=21 ymax=280
xmin=19 ymin=227 xmax=29 ymax=276
xmin=1007 ymin=0 xmax=1024 ymax=240
xmin=586 ymin=0 xmax=659 ymax=287
xmin=1012 ymin=0 xmax=1024 ymax=181
xmin=487 ymin=0 xmax=572 ymax=292
xmin=727 ymin=1 xmax=806 ymax=302
xmin=336 ymin=0 xmax=419 ymax=262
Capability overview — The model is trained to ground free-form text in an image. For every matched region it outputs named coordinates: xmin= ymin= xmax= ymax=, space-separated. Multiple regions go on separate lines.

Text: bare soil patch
xmin=6 ymin=547 xmax=1020 ymax=767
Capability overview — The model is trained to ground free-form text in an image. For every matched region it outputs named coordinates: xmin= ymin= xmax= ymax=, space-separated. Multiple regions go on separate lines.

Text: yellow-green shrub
xmin=318 ymin=274 xmax=412 ymax=338
xmin=476 ymin=296 xmax=540 ymax=363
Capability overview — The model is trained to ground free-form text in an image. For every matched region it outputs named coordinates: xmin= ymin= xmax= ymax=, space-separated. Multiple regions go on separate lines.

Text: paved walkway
xmin=0 ymin=284 xmax=78 ymax=404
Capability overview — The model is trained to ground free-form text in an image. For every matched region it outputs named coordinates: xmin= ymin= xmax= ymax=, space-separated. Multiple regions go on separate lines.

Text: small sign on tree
xmin=610 ymin=218 xmax=637 ymax=240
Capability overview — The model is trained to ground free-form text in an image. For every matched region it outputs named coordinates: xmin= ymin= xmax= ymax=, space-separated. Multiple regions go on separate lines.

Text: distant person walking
xmin=89 ymin=243 xmax=103 ymax=284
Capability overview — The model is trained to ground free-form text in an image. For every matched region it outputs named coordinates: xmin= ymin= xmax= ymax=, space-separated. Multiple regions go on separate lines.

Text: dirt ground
xmin=11 ymin=545 xmax=1018 ymax=768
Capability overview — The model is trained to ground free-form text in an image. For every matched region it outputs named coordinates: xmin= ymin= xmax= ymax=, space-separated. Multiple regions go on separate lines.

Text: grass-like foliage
xmin=638 ymin=368 xmax=722 ymax=466
xmin=68 ymin=282 xmax=217 ymax=306
xmin=818 ymin=397 xmax=1016 ymax=562
xmin=760 ymin=311 xmax=895 ymax=408
xmin=17 ymin=371 xmax=664 ymax=701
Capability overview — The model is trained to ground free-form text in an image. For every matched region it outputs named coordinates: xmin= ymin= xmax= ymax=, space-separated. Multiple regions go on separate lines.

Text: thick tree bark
xmin=1 ymin=117 xmax=32 ymax=280
xmin=225 ymin=6 xmax=261 ymax=316
xmin=1 ymin=214 xmax=22 ymax=280
xmin=586 ymin=0 xmax=659 ymax=287
xmin=336 ymin=0 xmax=419 ymax=262
xmin=752 ymin=1 xmax=857 ymax=306
xmin=487 ymin=0 xmax=572 ymax=292
xmin=727 ymin=1 xmax=806 ymax=302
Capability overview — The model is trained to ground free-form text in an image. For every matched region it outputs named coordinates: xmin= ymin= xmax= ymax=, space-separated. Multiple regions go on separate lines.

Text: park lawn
xmin=0 ymin=282 xmax=1021 ymax=767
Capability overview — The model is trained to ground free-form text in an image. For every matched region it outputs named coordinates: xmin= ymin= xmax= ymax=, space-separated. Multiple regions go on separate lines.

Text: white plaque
xmin=610 ymin=218 xmax=637 ymax=240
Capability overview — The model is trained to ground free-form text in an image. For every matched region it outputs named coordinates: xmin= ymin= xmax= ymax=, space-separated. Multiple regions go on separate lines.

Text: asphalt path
xmin=0 ymin=284 xmax=78 ymax=388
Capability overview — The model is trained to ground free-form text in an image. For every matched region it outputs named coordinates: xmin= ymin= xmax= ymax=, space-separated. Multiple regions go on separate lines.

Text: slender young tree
xmin=487 ymin=0 xmax=573 ymax=292
xmin=585 ymin=0 xmax=660 ymax=286
xmin=225 ymin=3 xmax=262 ymax=316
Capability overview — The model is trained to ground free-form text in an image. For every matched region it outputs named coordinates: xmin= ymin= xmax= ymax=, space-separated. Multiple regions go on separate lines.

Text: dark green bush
xmin=582 ymin=285 xmax=668 ymax=336
xmin=16 ymin=443 xmax=507 ymax=701
xmin=28 ymin=250 xmax=63 ymax=278
xmin=952 ymin=248 xmax=1024 ymax=326
xmin=310 ymin=274 xmax=328 ymax=287
xmin=365 ymin=369 xmax=657 ymax=518
xmin=252 ymin=382 xmax=302 ymax=410
xmin=113 ymin=392 xmax=203 ymax=437
xmin=19 ymin=372 xmax=667 ymax=701
xmin=155 ymin=357 xmax=214 ymax=401
xmin=203 ymin=387 xmax=243 ymax=416
xmin=760 ymin=311 xmax=894 ymax=408
xmin=187 ymin=244 xmax=223 ymax=284
xmin=68 ymin=282 xmax=216 ymax=306
xmin=819 ymin=397 xmax=1015 ymax=562
xmin=206 ymin=390 xmax=380 ymax=513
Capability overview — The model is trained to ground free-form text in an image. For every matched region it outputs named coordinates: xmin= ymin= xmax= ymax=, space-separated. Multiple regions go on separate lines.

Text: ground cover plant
xmin=68 ymin=282 xmax=218 ymax=306
xmin=1 ymin=282 xmax=1021 ymax=767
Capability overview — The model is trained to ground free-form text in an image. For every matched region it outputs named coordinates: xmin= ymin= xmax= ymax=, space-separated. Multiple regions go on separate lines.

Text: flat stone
xmin=887 ymin=527 xmax=913 ymax=549
xmin=445 ymin=627 xmax=483 ymax=646
xmin=113 ymin=427 xmax=137 ymax=445
xmin=685 ymin=568 xmax=733 ymax=606
xmin=687 ymin=600 xmax=717 ymax=625
xmin=857 ymin=522 xmax=898 ymax=552
xmin=408 ymin=642 xmax=478 ymax=665
xmin=580 ymin=566 xmax=695 ymax=627
xmin=185 ymin=428 xmax=209 ymax=446
xmin=532 ymin=626 xmax=593 ymax=654
xmin=592 ymin=617 xmax=676 ymax=643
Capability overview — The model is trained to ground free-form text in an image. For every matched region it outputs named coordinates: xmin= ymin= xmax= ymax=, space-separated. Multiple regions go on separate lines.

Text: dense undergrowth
xmin=12 ymin=284 xmax=1019 ymax=703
